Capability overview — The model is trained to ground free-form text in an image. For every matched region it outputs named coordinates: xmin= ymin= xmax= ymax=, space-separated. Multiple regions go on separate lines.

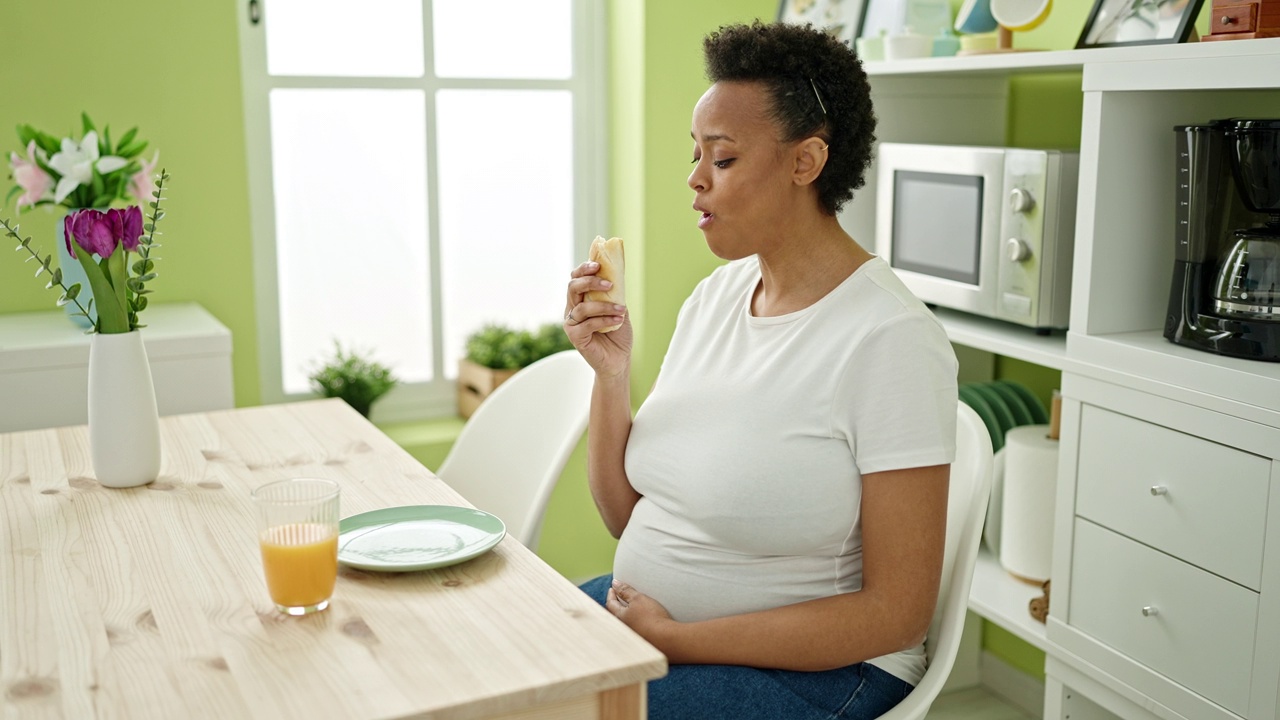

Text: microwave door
xmin=877 ymin=145 xmax=1005 ymax=318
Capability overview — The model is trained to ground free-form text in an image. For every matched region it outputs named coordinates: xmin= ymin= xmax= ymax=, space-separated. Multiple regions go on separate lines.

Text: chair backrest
xmin=876 ymin=402 xmax=994 ymax=720
xmin=436 ymin=350 xmax=594 ymax=550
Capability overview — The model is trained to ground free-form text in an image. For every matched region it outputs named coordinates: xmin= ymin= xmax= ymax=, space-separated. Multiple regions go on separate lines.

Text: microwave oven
xmin=874 ymin=143 xmax=1080 ymax=332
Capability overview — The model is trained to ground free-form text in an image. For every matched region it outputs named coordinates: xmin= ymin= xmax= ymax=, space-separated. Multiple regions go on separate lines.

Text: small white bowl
xmin=884 ymin=32 xmax=933 ymax=60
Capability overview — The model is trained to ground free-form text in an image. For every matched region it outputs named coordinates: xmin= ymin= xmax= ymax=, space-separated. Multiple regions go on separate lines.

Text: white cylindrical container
xmin=88 ymin=331 xmax=161 ymax=488
xmin=998 ymin=424 xmax=1058 ymax=583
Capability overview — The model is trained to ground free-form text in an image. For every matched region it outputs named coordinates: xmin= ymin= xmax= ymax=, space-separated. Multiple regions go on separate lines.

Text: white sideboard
xmin=851 ymin=37 xmax=1280 ymax=720
xmin=0 ymin=303 xmax=234 ymax=432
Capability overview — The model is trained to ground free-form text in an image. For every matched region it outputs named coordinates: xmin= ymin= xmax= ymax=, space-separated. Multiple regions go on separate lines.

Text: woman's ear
xmin=793 ymin=137 xmax=829 ymax=187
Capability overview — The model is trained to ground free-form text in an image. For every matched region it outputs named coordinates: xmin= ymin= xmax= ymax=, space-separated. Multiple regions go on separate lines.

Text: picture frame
xmin=776 ymin=0 xmax=867 ymax=47
xmin=855 ymin=0 xmax=951 ymax=40
xmin=1076 ymin=0 xmax=1206 ymax=48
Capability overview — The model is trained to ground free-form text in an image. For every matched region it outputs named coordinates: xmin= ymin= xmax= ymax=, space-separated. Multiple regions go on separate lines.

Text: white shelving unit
xmin=858 ymin=36 xmax=1280 ymax=720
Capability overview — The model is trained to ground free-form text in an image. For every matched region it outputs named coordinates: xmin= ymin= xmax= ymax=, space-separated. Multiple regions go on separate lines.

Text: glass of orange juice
xmin=252 ymin=478 xmax=340 ymax=615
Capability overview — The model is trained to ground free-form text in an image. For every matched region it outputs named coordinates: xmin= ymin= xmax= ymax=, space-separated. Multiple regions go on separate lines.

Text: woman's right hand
xmin=564 ymin=261 xmax=632 ymax=378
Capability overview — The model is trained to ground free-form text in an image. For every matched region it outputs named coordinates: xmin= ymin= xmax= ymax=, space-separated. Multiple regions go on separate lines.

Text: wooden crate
xmin=456 ymin=359 xmax=519 ymax=419
xmin=1203 ymin=0 xmax=1280 ymax=40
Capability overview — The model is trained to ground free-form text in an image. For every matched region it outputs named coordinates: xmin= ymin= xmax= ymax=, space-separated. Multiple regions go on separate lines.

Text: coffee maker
xmin=1165 ymin=118 xmax=1280 ymax=361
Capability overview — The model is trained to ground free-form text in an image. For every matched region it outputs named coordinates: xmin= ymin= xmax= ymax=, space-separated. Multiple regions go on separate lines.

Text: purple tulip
xmin=68 ymin=209 xmax=117 ymax=258
xmin=121 ymin=206 xmax=144 ymax=251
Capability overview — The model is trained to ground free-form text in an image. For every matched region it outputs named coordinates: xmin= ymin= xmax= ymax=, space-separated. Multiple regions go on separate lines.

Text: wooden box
xmin=456 ymin=359 xmax=518 ymax=419
xmin=1203 ymin=0 xmax=1280 ymax=40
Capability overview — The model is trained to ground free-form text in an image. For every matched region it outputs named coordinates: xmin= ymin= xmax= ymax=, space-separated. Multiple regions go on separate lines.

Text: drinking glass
xmin=252 ymin=478 xmax=341 ymax=615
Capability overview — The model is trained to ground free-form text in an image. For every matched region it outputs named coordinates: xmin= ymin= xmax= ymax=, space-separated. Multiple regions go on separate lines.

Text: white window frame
xmin=236 ymin=0 xmax=607 ymax=422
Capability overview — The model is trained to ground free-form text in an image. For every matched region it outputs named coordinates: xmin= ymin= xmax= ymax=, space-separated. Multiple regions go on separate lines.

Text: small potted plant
xmin=457 ymin=322 xmax=572 ymax=418
xmin=308 ymin=341 xmax=399 ymax=418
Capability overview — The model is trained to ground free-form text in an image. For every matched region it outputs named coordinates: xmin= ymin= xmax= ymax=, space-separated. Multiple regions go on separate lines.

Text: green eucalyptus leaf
xmin=51 ymin=267 xmax=62 ymax=286
xmin=57 ymin=293 xmax=71 ymax=307
xmin=144 ymin=223 xmax=154 ymax=233
xmin=136 ymin=295 xmax=148 ymax=311
xmin=66 ymin=283 xmax=80 ymax=300
xmin=139 ymin=272 xmax=157 ymax=282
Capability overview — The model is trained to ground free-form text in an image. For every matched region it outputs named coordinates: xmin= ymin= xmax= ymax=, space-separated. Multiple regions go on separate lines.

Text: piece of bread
xmin=586 ymin=235 xmax=625 ymax=332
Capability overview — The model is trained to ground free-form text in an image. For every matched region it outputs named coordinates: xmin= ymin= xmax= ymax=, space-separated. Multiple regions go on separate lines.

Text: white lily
xmin=46 ymin=131 xmax=128 ymax=204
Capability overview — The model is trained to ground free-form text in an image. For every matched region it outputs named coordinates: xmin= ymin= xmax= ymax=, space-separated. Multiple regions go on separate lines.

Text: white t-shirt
xmin=615 ymin=255 xmax=958 ymax=686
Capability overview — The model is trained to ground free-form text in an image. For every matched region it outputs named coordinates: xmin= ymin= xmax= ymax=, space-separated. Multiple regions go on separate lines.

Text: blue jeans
xmin=579 ymin=574 xmax=913 ymax=720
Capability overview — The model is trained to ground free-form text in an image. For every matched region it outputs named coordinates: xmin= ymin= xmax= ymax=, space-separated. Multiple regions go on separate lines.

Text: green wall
xmin=0 ymin=0 xmax=261 ymax=408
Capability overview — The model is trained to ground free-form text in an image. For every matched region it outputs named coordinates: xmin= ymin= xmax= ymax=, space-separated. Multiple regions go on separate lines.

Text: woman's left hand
xmin=607 ymin=579 xmax=674 ymax=642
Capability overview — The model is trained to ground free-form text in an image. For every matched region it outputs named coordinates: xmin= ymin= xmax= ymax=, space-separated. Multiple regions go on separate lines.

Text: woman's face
xmin=688 ymin=81 xmax=798 ymax=260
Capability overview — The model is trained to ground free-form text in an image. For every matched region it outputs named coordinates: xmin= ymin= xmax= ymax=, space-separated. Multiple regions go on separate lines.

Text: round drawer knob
xmin=1142 ymin=606 xmax=1159 ymax=617
xmin=1222 ymin=15 xmax=1235 ymax=25
xmin=1150 ymin=485 xmax=1168 ymax=496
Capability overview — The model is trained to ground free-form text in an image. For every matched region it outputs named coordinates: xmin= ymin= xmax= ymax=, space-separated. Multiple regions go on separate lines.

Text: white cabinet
xmin=0 ymin=303 xmax=234 ymax=432
xmin=856 ymin=37 xmax=1280 ymax=720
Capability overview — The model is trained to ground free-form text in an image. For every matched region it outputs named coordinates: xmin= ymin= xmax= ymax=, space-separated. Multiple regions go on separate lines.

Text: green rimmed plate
xmin=987 ymin=381 xmax=1035 ymax=427
xmin=995 ymin=380 xmax=1050 ymax=424
xmin=969 ymin=383 xmax=1017 ymax=441
xmin=337 ymin=505 xmax=506 ymax=572
xmin=958 ymin=385 xmax=1003 ymax=452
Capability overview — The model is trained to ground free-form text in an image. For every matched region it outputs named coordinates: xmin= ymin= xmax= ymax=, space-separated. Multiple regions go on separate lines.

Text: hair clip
xmin=809 ymin=78 xmax=828 ymax=116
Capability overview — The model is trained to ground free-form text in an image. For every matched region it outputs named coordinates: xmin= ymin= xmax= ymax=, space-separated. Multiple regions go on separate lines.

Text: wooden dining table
xmin=0 ymin=399 xmax=666 ymax=719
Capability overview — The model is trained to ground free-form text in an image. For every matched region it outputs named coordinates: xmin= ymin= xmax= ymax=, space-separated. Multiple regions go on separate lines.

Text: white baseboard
xmin=981 ymin=650 xmax=1046 ymax=718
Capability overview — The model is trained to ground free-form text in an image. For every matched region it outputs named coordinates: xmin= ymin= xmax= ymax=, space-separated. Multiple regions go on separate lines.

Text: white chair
xmin=877 ymin=402 xmax=995 ymax=720
xmin=436 ymin=350 xmax=595 ymax=551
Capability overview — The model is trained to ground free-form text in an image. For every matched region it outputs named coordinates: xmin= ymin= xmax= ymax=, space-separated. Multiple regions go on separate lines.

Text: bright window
xmin=238 ymin=0 xmax=604 ymax=419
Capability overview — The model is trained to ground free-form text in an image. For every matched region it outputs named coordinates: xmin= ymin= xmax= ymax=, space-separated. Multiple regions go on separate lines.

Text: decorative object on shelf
xmin=307 ymin=341 xmax=399 ymax=418
xmin=955 ymin=0 xmax=999 ymax=33
xmin=777 ymin=0 xmax=866 ymax=46
xmin=932 ymin=26 xmax=962 ymax=55
xmin=1165 ymin=118 xmax=1280 ymax=362
xmin=1076 ymin=0 xmax=1206 ymax=48
xmin=457 ymin=322 xmax=572 ymax=419
xmin=855 ymin=29 xmax=887 ymax=59
xmin=856 ymin=0 xmax=953 ymax=54
xmin=1202 ymin=0 xmax=1280 ymax=41
xmin=885 ymin=27 xmax=934 ymax=58
xmin=1028 ymin=579 xmax=1050 ymax=623
xmin=6 ymin=113 xmax=159 ymax=326
xmin=2 ymin=171 xmax=172 ymax=489
xmin=955 ymin=0 xmax=1052 ymax=54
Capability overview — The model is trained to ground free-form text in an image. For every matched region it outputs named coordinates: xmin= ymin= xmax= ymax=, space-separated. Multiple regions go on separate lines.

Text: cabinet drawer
xmin=1076 ymin=405 xmax=1269 ymax=589
xmin=1211 ymin=2 xmax=1258 ymax=35
xmin=1070 ymin=519 xmax=1258 ymax=716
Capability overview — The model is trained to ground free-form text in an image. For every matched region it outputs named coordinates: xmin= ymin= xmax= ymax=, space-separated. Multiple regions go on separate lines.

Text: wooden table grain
xmin=0 ymin=399 xmax=666 ymax=719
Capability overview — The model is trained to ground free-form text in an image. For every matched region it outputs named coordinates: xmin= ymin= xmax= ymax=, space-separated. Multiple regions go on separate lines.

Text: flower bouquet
xmin=3 ymin=114 xmax=167 ymax=333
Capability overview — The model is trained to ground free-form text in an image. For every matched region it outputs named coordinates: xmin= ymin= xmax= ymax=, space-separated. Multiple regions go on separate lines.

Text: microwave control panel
xmin=998 ymin=149 xmax=1079 ymax=329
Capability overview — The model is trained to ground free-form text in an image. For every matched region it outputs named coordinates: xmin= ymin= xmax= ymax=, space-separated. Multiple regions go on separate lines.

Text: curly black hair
xmin=703 ymin=21 xmax=876 ymax=216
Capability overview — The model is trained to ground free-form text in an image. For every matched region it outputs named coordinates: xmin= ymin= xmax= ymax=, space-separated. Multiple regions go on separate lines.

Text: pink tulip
xmin=10 ymin=141 xmax=53 ymax=208
xmin=128 ymin=152 xmax=159 ymax=204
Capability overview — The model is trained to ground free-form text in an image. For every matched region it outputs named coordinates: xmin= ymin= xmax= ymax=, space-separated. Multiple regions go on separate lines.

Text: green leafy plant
xmin=464 ymin=322 xmax=573 ymax=370
xmin=308 ymin=342 xmax=399 ymax=418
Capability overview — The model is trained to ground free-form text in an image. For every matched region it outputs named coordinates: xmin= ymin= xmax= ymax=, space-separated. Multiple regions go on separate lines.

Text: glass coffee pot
xmin=1212 ymin=120 xmax=1280 ymax=322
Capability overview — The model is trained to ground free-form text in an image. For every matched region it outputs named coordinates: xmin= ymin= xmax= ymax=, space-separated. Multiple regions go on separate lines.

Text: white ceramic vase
xmin=88 ymin=331 xmax=161 ymax=488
